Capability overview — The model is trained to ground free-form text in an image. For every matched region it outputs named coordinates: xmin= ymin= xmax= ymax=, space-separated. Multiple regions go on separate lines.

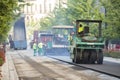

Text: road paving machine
xmin=69 ymin=20 xmax=105 ymax=64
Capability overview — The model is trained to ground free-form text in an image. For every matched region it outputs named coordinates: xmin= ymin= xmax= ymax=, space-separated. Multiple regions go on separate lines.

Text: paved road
xmin=49 ymin=56 xmax=120 ymax=78
xmin=9 ymin=49 xmax=120 ymax=80
xmin=45 ymin=47 xmax=120 ymax=78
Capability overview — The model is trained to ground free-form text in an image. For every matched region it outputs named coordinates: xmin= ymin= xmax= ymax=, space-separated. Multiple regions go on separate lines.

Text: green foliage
xmin=101 ymin=0 xmax=120 ymax=39
xmin=52 ymin=7 xmax=70 ymax=25
xmin=0 ymin=0 xmax=18 ymax=42
xmin=39 ymin=7 xmax=71 ymax=30
xmin=103 ymin=25 xmax=119 ymax=39
xmin=0 ymin=0 xmax=25 ymax=43
xmin=39 ymin=17 xmax=53 ymax=30
xmin=67 ymin=0 xmax=104 ymax=22
xmin=39 ymin=0 xmax=104 ymax=30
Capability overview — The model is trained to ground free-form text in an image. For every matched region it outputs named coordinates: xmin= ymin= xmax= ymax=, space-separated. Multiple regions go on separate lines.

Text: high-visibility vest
xmin=78 ymin=27 xmax=84 ymax=33
xmin=38 ymin=42 xmax=43 ymax=48
xmin=33 ymin=43 xmax=37 ymax=49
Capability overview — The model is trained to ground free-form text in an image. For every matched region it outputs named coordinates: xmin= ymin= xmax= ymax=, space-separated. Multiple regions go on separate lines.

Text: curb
xmin=1 ymin=51 xmax=19 ymax=80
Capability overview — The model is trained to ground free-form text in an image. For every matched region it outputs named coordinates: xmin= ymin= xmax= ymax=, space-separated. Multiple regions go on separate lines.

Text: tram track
xmin=49 ymin=56 xmax=120 ymax=79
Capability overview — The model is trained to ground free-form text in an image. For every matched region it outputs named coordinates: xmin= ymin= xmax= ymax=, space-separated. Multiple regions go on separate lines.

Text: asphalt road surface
xmin=7 ymin=48 xmax=120 ymax=80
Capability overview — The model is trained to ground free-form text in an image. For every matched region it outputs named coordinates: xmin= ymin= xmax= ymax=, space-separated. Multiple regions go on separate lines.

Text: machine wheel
xmin=89 ymin=50 xmax=97 ymax=64
xmin=82 ymin=50 xmax=89 ymax=64
xmin=72 ymin=58 xmax=75 ymax=63
xmin=74 ymin=49 xmax=82 ymax=63
xmin=72 ymin=49 xmax=75 ymax=63
xmin=74 ymin=52 xmax=79 ymax=63
xmin=97 ymin=50 xmax=103 ymax=64
xmin=74 ymin=54 xmax=80 ymax=63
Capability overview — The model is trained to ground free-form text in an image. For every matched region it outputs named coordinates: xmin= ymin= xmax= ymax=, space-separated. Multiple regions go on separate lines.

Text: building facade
xmin=19 ymin=0 xmax=67 ymax=26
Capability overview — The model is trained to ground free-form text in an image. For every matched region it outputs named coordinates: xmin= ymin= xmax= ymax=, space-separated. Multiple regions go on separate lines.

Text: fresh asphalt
xmin=45 ymin=47 xmax=120 ymax=79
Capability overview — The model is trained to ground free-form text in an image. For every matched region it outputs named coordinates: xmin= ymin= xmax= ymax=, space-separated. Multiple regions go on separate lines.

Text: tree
xmin=39 ymin=15 xmax=53 ymax=30
xmin=101 ymin=0 xmax=120 ymax=39
xmin=39 ymin=0 xmax=104 ymax=30
xmin=0 ymin=0 xmax=27 ymax=43
xmin=0 ymin=1 xmax=18 ymax=42
xmin=67 ymin=0 xmax=104 ymax=23
xmin=39 ymin=6 xmax=70 ymax=30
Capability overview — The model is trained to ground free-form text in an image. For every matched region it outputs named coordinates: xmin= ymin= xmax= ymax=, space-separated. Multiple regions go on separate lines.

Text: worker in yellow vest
xmin=78 ymin=24 xmax=84 ymax=36
xmin=33 ymin=42 xmax=37 ymax=56
xmin=38 ymin=42 xmax=43 ymax=56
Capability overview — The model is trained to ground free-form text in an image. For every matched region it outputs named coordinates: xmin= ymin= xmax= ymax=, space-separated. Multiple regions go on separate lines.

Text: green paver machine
xmin=69 ymin=20 xmax=105 ymax=64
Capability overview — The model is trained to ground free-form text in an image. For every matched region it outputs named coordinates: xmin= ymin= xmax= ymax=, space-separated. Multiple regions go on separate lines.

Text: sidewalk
xmin=1 ymin=50 xmax=19 ymax=80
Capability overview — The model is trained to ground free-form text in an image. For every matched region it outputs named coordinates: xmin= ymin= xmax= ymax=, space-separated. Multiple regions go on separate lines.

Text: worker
xmin=33 ymin=42 xmax=37 ymax=56
xmin=38 ymin=41 xmax=43 ymax=56
xmin=8 ymin=35 xmax=14 ymax=48
xmin=68 ymin=31 xmax=75 ymax=45
xmin=78 ymin=24 xmax=84 ymax=36
xmin=68 ymin=34 xmax=72 ymax=45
